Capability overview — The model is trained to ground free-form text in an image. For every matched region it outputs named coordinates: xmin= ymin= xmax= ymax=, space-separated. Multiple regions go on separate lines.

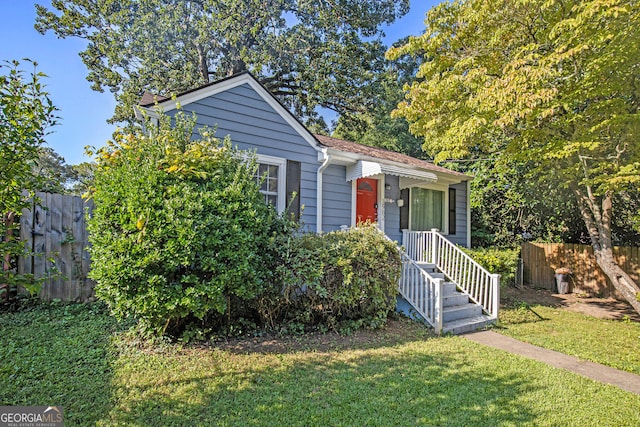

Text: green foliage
xmin=36 ymin=0 xmax=409 ymax=125
xmin=388 ymin=0 xmax=640 ymax=182
xmin=467 ymin=158 xmax=588 ymax=247
xmin=462 ymin=247 xmax=520 ymax=287
xmin=388 ymin=0 xmax=640 ymax=305
xmin=88 ymin=114 xmax=400 ymax=337
xmin=332 ymin=46 xmax=427 ymax=159
xmin=387 ymin=0 xmax=640 ymax=206
xmin=0 ymin=59 xmax=58 ymax=301
xmin=260 ymin=224 xmax=402 ymax=332
xmin=87 ymin=112 xmax=280 ymax=335
xmin=30 ymin=146 xmax=78 ymax=193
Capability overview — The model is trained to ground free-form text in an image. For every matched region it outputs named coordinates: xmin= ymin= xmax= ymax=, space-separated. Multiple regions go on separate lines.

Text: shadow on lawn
xmin=99 ymin=337 xmax=542 ymax=426
xmin=0 ymin=303 xmax=121 ymax=425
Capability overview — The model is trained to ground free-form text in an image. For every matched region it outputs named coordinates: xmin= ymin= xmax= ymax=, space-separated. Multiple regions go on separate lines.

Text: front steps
xmin=402 ymin=263 xmax=496 ymax=335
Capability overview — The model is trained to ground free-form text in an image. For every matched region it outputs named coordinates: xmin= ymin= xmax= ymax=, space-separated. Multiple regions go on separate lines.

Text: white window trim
xmin=408 ymin=184 xmax=449 ymax=234
xmin=256 ymin=154 xmax=287 ymax=213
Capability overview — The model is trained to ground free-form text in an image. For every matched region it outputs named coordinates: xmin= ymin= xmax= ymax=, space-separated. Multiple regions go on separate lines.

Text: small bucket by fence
xmin=521 ymin=242 xmax=639 ymax=298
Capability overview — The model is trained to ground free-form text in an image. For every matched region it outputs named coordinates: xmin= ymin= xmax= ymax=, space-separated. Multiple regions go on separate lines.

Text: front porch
xmin=396 ymin=229 xmax=500 ymax=334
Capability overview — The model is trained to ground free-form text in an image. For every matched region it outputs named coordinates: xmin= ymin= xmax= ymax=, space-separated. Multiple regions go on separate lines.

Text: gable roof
xmin=135 ymin=71 xmax=322 ymax=153
xmin=315 ymin=134 xmax=469 ymax=178
xmin=136 ymin=73 xmax=470 ymax=180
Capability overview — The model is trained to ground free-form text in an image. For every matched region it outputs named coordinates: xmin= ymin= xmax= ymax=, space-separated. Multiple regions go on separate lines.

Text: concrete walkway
xmin=464 ymin=330 xmax=640 ymax=395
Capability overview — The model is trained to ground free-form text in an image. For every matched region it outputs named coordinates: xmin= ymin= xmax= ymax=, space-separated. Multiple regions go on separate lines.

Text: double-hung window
xmin=254 ymin=154 xmax=287 ymax=213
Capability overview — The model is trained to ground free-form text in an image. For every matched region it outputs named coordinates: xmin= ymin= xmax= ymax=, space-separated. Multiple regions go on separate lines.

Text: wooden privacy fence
xmin=521 ymin=242 xmax=640 ymax=298
xmin=18 ymin=192 xmax=94 ymax=302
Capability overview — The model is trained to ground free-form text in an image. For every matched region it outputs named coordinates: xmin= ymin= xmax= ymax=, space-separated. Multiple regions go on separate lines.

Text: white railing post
xmin=402 ymin=229 xmax=410 ymax=259
xmin=434 ymin=278 xmax=444 ymax=334
xmin=430 ymin=228 xmax=439 ymax=265
xmin=491 ymin=274 xmax=501 ymax=319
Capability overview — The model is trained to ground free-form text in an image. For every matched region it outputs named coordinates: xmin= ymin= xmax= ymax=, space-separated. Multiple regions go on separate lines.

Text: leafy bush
xmin=88 ymin=113 xmax=401 ymax=338
xmin=87 ymin=113 xmax=280 ymax=335
xmin=260 ymin=224 xmax=402 ymax=331
xmin=1 ymin=59 xmax=58 ymax=303
xmin=462 ymin=247 xmax=520 ymax=287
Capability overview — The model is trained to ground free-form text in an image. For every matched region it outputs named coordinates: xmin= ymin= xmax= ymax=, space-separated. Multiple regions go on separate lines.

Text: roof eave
xmin=323 ymin=146 xmax=469 ymax=184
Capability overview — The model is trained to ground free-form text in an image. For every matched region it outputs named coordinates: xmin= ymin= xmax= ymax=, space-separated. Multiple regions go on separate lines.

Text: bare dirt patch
xmin=501 ymin=285 xmax=640 ymax=322
xmin=204 ymin=316 xmax=434 ymax=355
xmin=199 ymin=287 xmax=638 ymax=355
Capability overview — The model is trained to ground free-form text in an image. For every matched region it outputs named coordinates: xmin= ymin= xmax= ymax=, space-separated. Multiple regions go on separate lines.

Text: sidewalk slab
xmin=464 ymin=330 xmax=640 ymax=395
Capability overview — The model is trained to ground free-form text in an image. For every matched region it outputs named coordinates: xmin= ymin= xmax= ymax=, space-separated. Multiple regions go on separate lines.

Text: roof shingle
xmin=314 ymin=134 xmax=468 ymax=177
xmin=139 ymin=92 xmax=170 ymax=106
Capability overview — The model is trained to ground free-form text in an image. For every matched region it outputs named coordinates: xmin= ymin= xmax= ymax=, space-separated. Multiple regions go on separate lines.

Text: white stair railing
xmin=381 ymin=231 xmax=443 ymax=333
xmin=397 ymin=250 xmax=444 ymax=334
xmin=402 ymin=229 xmax=500 ymax=319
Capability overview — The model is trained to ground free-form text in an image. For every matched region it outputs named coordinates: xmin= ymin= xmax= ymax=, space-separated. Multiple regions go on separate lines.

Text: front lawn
xmin=1 ymin=303 xmax=639 ymax=426
xmin=498 ymin=303 xmax=640 ymax=375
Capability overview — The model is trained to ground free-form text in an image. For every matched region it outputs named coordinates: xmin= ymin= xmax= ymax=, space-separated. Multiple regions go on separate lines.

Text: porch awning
xmin=346 ymin=160 xmax=438 ymax=183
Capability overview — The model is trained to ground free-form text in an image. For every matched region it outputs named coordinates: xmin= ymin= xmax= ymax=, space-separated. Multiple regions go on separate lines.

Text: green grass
xmin=0 ymin=302 xmax=121 ymax=424
xmin=2 ymin=303 xmax=640 ymax=426
xmin=497 ymin=304 xmax=640 ymax=375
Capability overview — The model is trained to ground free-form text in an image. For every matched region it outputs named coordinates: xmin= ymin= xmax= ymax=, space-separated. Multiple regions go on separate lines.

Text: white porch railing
xmin=402 ymin=229 xmax=500 ymax=320
xmin=397 ymin=250 xmax=445 ymax=334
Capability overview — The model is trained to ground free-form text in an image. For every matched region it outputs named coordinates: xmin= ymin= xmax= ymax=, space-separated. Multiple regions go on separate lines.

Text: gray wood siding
xmin=176 ymin=83 xmax=319 ymax=231
xmin=322 ymin=164 xmax=352 ymax=232
xmin=447 ymin=181 xmax=468 ymax=247
xmin=384 ymin=175 xmax=402 ymax=243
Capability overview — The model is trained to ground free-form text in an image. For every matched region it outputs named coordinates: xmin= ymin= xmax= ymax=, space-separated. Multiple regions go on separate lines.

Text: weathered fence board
xmin=521 ymin=242 xmax=640 ymax=298
xmin=19 ymin=192 xmax=94 ymax=302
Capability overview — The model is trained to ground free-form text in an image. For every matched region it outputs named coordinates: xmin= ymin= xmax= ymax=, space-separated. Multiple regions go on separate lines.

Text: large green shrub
xmin=462 ymin=247 xmax=520 ymax=287
xmin=318 ymin=226 xmax=402 ymax=328
xmin=87 ymin=113 xmax=280 ymax=335
xmin=260 ymin=224 xmax=402 ymax=331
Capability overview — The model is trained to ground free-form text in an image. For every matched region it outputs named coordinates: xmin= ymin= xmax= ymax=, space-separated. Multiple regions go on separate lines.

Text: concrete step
xmin=442 ymin=314 xmax=496 ymax=335
xmin=443 ymin=292 xmax=469 ymax=307
xmin=442 ymin=281 xmax=457 ymax=296
xmin=416 ymin=262 xmax=436 ymax=272
xmin=443 ymin=303 xmax=483 ymax=322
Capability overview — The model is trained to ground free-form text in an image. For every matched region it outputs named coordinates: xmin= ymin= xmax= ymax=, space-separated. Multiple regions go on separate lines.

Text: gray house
xmin=137 ymin=72 xmax=499 ymax=334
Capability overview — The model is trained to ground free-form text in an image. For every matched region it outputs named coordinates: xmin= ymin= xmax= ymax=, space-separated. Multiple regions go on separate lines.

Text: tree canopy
xmin=36 ymin=0 xmax=409 ymax=126
xmin=30 ymin=147 xmax=78 ymax=193
xmin=387 ymin=0 xmax=640 ymax=311
xmin=332 ymin=39 xmax=427 ymax=158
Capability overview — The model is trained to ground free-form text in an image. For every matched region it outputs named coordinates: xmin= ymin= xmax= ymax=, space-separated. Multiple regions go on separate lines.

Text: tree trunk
xmin=575 ymin=188 xmax=640 ymax=314
xmin=593 ymin=246 xmax=640 ymax=313
xmin=195 ymin=43 xmax=209 ymax=84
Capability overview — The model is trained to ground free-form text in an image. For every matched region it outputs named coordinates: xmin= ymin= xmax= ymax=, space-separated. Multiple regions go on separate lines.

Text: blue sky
xmin=2 ymin=1 xmax=438 ymax=165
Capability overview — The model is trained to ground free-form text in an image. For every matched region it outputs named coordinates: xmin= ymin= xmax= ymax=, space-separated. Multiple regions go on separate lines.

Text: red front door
xmin=356 ymin=178 xmax=378 ymax=224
